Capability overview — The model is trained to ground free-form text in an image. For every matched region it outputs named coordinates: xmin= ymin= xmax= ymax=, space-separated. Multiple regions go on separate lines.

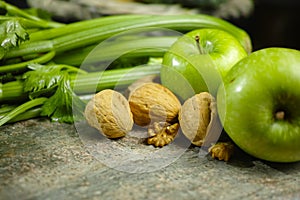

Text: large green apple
xmin=217 ymin=47 xmax=300 ymax=163
xmin=161 ymin=28 xmax=248 ymax=101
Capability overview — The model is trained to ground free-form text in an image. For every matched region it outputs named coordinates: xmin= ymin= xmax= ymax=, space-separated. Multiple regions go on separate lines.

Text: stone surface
xmin=1 ymin=118 xmax=300 ymax=200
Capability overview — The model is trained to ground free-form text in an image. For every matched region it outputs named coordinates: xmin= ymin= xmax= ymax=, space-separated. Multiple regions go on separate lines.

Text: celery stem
xmin=0 ymin=51 xmax=55 ymax=73
xmin=29 ymin=15 xmax=147 ymax=41
xmin=0 ymin=97 xmax=47 ymax=126
xmin=0 ymin=65 xmax=161 ymax=103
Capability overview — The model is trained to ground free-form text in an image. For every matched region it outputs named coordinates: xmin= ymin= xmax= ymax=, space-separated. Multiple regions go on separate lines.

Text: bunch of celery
xmin=0 ymin=1 xmax=251 ymax=126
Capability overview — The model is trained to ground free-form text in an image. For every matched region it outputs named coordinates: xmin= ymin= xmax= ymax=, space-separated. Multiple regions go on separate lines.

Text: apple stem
xmin=195 ymin=35 xmax=206 ymax=54
xmin=275 ymin=111 xmax=285 ymax=120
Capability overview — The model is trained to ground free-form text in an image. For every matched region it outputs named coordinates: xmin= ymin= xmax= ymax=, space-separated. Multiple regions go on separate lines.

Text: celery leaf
xmin=23 ymin=64 xmax=86 ymax=123
xmin=41 ymin=73 xmax=85 ymax=123
xmin=0 ymin=19 xmax=29 ymax=59
xmin=23 ymin=63 xmax=62 ymax=94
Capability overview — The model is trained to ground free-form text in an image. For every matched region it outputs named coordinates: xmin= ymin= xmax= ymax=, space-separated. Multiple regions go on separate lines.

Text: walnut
xmin=128 ymin=82 xmax=181 ymax=126
xmin=178 ymin=92 xmax=221 ymax=147
xmin=147 ymin=122 xmax=179 ymax=147
xmin=124 ymin=75 xmax=159 ymax=98
xmin=84 ymin=89 xmax=133 ymax=139
xmin=208 ymin=142 xmax=234 ymax=162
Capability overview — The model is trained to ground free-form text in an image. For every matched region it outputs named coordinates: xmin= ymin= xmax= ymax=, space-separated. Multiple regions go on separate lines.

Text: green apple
xmin=217 ymin=47 xmax=300 ymax=163
xmin=161 ymin=28 xmax=248 ymax=101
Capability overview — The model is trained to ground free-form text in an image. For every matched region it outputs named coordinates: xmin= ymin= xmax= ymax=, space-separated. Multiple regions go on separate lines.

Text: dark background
xmin=4 ymin=0 xmax=300 ymax=51
xmin=228 ymin=0 xmax=300 ymax=51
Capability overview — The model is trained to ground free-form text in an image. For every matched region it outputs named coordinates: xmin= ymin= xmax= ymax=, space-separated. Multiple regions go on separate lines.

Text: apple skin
xmin=161 ymin=28 xmax=248 ymax=101
xmin=217 ymin=47 xmax=300 ymax=163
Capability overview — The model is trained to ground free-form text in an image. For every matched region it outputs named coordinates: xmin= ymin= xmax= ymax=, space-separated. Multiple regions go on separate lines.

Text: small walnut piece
xmin=178 ymin=92 xmax=220 ymax=147
xmin=84 ymin=89 xmax=133 ymax=139
xmin=208 ymin=142 xmax=234 ymax=162
xmin=128 ymin=82 xmax=181 ymax=126
xmin=147 ymin=122 xmax=179 ymax=147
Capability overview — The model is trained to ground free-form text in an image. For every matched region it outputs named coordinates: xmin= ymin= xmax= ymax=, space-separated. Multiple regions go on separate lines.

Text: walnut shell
xmin=124 ymin=75 xmax=159 ymax=99
xmin=84 ymin=89 xmax=133 ymax=139
xmin=128 ymin=82 xmax=181 ymax=126
xmin=179 ymin=92 xmax=221 ymax=147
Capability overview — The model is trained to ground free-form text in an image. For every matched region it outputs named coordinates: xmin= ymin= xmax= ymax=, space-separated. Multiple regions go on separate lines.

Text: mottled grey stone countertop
xmin=1 ymin=118 xmax=300 ymax=200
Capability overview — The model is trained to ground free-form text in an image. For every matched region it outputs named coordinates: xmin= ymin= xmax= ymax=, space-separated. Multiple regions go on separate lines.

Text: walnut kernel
xmin=208 ymin=142 xmax=234 ymax=162
xmin=147 ymin=122 xmax=179 ymax=147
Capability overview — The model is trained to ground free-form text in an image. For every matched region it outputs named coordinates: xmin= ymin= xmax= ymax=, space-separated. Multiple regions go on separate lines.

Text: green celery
xmin=0 ymin=64 xmax=160 ymax=125
xmin=7 ymin=107 xmax=42 ymax=123
xmin=0 ymin=80 xmax=28 ymax=102
xmin=3 ymin=14 xmax=252 ymax=60
xmin=72 ymin=65 xmax=161 ymax=93
xmin=0 ymin=105 xmax=42 ymax=124
xmin=0 ymin=51 xmax=55 ymax=73
xmin=29 ymin=15 xmax=148 ymax=41
xmin=0 ymin=104 xmax=16 ymax=114
xmin=0 ymin=64 xmax=161 ymax=103
xmin=51 ymin=15 xmax=252 ymax=54
xmin=0 ymin=18 xmax=30 ymax=59
xmin=53 ymin=36 xmax=177 ymax=66
xmin=0 ymin=16 xmax=62 ymax=29
xmin=3 ymin=40 xmax=53 ymax=59
xmin=0 ymin=3 xmax=253 ymax=125
xmin=0 ymin=97 xmax=47 ymax=126
xmin=0 ymin=1 xmax=63 ymax=28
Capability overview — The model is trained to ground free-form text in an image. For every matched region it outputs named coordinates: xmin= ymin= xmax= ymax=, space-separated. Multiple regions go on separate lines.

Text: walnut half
xmin=178 ymin=92 xmax=221 ymax=147
xmin=179 ymin=92 xmax=234 ymax=161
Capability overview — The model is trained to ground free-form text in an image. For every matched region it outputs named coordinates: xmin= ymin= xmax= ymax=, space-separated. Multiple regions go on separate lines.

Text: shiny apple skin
xmin=161 ymin=28 xmax=247 ymax=101
xmin=217 ymin=47 xmax=300 ymax=162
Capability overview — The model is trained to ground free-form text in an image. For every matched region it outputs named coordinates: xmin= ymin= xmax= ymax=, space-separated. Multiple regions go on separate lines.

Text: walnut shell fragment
xmin=128 ymin=82 xmax=181 ymax=126
xmin=84 ymin=89 xmax=134 ymax=139
xmin=178 ymin=92 xmax=221 ymax=147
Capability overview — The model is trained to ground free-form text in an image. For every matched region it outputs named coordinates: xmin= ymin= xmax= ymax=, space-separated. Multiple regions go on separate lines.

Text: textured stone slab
xmin=1 ymin=118 xmax=300 ymax=199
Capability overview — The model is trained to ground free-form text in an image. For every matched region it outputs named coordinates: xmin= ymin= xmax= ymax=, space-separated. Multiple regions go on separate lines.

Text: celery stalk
xmin=29 ymin=15 xmax=148 ymax=41
xmin=0 ymin=97 xmax=47 ymax=126
xmin=0 ymin=1 xmax=63 ymax=28
xmin=3 ymin=14 xmax=251 ymax=60
xmin=0 ymin=2 xmax=253 ymax=125
xmin=52 ymin=15 xmax=252 ymax=54
xmin=0 ymin=65 xmax=161 ymax=103
xmin=0 ymin=51 xmax=55 ymax=73
xmin=53 ymin=36 xmax=177 ymax=66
